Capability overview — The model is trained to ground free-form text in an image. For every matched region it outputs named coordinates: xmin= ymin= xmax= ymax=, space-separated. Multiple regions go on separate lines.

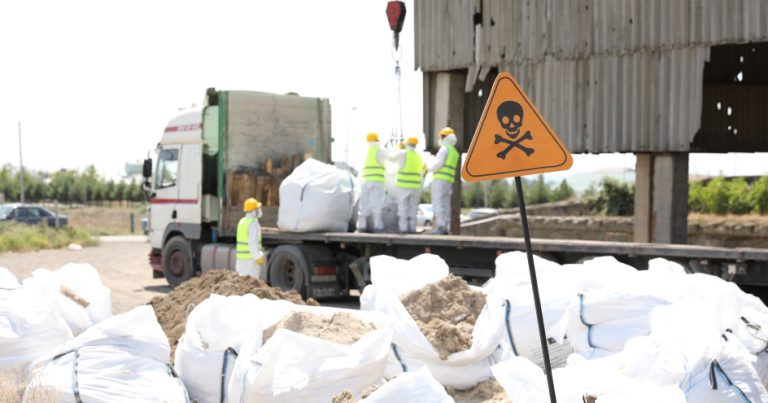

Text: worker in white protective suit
xmin=389 ymin=137 xmax=425 ymax=233
xmin=356 ymin=132 xmax=388 ymax=233
xmin=428 ymin=127 xmax=460 ymax=234
xmin=236 ymin=197 xmax=265 ymax=278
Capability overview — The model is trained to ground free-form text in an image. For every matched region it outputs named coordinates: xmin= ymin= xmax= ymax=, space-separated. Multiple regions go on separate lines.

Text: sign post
xmin=462 ymin=72 xmax=573 ymax=403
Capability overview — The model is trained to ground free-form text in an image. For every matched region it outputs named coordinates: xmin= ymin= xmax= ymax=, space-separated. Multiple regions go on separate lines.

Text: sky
xmin=1 ymin=0 xmax=766 ymax=182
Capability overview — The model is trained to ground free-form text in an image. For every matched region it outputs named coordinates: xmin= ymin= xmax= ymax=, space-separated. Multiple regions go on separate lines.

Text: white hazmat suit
xmin=356 ymin=141 xmax=388 ymax=232
xmin=390 ymin=144 xmax=423 ymax=233
xmin=428 ymin=134 xmax=458 ymax=234
xmin=235 ymin=209 xmax=265 ymax=279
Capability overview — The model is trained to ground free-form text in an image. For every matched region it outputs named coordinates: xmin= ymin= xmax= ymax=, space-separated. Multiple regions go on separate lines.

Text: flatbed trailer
xmin=256 ymin=229 xmax=768 ymax=299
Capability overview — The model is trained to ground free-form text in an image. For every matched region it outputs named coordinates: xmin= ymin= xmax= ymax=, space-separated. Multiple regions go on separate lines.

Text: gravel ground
xmin=0 ymin=238 xmax=169 ymax=313
xmin=0 ymin=238 xmax=360 ymax=312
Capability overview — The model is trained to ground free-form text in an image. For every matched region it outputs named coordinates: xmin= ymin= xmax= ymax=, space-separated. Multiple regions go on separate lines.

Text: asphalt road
xmin=0 ymin=238 xmax=170 ymax=313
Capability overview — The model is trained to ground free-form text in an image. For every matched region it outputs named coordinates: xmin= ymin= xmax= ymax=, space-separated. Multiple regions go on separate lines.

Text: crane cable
xmin=385 ymin=1 xmax=407 ymax=149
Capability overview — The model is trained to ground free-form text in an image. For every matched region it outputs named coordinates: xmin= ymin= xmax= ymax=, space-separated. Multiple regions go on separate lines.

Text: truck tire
xmin=163 ymin=236 xmax=195 ymax=287
xmin=267 ymin=245 xmax=308 ymax=296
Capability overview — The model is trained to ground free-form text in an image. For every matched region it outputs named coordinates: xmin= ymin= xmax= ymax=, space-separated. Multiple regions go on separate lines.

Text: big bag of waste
xmin=277 ymin=158 xmax=357 ymax=232
xmin=175 ymin=294 xmax=270 ymax=403
xmin=360 ymin=366 xmax=453 ymax=403
xmin=0 ymin=282 xmax=72 ymax=377
xmin=485 ymin=252 xmax=575 ymax=369
xmin=221 ymin=299 xmax=393 ymax=402
xmin=0 ymin=267 xmax=20 ymax=289
xmin=24 ymin=305 xmax=188 ymax=403
xmin=618 ymin=301 xmax=768 ymax=403
xmin=360 ymin=253 xmax=507 ymax=389
xmin=23 ymin=263 xmax=112 ymax=335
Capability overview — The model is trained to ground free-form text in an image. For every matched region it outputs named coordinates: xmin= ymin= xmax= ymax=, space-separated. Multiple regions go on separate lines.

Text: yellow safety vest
xmin=434 ymin=145 xmax=459 ymax=184
xmin=397 ymin=150 xmax=423 ymax=189
xmin=236 ymin=216 xmax=258 ymax=260
xmin=362 ymin=146 xmax=385 ymax=183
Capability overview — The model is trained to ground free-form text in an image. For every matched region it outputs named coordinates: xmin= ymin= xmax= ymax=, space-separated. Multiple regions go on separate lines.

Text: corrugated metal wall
xmin=508 ymin=48 xmax=709 ymax=153
xmin=415 ymin=0 xmax=768 ymax=153
xmin=417 ymin=0 xmax=768 ymax=69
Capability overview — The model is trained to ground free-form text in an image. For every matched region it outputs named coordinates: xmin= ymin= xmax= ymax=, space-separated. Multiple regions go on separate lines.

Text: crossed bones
xmin=495 ymin=130 xmax=534 ymax=159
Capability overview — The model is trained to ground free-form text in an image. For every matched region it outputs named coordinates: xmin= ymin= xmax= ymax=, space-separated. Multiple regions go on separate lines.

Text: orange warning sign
xmin=462 ymin=72 xmax=572 ymax=181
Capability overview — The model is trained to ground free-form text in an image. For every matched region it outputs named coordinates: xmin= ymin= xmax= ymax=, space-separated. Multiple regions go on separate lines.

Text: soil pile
xmin=331 ymin=385 xmax=381 ymax=403
xmin=149 ymin=269 xmax=318 ymax=354
xmin=401 ymin=274 xmax=486 ymax=359
xmin=447 ymin=379 xmax=511 ymax=403
xmin=263 ymin=311 xmax=375 ymax=345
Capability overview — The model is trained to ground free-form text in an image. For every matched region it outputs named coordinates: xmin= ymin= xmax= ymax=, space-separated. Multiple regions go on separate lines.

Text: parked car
xmin=416 ymin=203 xmax=434 ymax=228
xmin=465 ymin=207 xmax=499 ymax=221
xmin=0 ymin=203 xmax=68 ymax=227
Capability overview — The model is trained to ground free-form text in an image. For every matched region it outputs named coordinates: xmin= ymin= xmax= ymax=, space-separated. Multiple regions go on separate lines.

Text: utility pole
xmin=18 ymin=122 xmax=25 ymax=203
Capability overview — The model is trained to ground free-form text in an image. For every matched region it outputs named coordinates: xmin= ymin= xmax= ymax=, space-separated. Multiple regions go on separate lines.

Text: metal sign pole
xmin=514 ymin=176 xmax=557 ymax=403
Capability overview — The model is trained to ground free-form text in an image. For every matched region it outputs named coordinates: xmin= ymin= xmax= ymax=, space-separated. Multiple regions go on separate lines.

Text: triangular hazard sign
xmin=462 ymin=72 xmax=572 ymax=182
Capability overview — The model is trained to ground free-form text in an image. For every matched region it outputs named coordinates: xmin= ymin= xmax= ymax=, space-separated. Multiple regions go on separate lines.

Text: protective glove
xmin=257 ymin=256 xmax=264 ymax=265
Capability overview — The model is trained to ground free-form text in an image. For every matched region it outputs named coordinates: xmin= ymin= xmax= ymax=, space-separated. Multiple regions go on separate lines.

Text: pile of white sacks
xmin=4 ymin=251 xmax=768 ymax=402
xmin=0 ymin=265 xmax=188 ymax=403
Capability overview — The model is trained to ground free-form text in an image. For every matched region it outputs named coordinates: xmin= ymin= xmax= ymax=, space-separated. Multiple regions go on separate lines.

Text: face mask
xmin=256 ymin=208 xmax=263 ymax=219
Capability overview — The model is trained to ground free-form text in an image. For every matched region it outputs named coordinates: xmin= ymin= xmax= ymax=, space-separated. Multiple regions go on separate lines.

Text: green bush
xmin=702 ymin=177 xmax=730 ymax=215
xmin=748 ymin=177 xmax=768 ymax=214
xmin=726 ymin=178 xmax=751 ymax=215
xmin=688 ymin=181 xmax=706 ymax=213
xmin=0 ymin=222 xmax=98 ymax=253
xmin=586 ymin=177 xmax=634 ymax=216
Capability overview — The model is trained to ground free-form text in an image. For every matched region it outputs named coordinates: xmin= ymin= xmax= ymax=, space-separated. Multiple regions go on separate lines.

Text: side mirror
xmin=142 ymin=179 xmax=152 ymax=193
xmin=143 ymin=158 xmax=152 ymax=178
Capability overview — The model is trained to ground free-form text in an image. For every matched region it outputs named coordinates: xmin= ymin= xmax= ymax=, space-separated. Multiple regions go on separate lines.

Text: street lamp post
xmin=18 ymin=122 xmax=25 ymax=204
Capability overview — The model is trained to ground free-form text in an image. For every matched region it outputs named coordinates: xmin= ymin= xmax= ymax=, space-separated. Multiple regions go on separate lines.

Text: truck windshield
xmin=155 ymin=149 xmax=179 ymax=189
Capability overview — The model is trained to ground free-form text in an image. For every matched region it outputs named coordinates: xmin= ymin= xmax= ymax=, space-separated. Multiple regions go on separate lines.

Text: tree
xmin=527 ymin=175 xmax=550 ymax=204
xmin=551 ymin=179 xmax=575 ymax=202
xmin=488 ymin=180 xmax=509 ymax=208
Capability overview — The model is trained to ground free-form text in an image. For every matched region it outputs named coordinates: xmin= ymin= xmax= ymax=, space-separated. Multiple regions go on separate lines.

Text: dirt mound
xmin=331 ymin=384 xmax=381 ymax=403
xmin=447 ymin=379 xmax=511 ymax=403
xmin=263 ymin=311 xmax=375 ymax=346
xmin=149 ymin=269 xmax=318 ymax=356
xmin=401 ymin=274 xmax=486 ymax=359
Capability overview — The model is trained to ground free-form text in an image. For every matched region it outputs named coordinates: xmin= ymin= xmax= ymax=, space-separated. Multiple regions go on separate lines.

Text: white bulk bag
xmin=0 ymin=286 xmax=72 ymax=376
xmin=23 ymin=264 xmax=112 ymax=335
xmin=24 ymin=305 xmax=188 ymax=403
xmin=277 ymin=158 xmax=357 ymax=232
xmin=360 ymin=254 xmax=507 ymax=389
xmin=485 ymin=252 xmax=575 ymax=369
xmin=0 ymin=267 xmax=20 ymax=289
xmin=175 ymin=294 xmax=265 ymax=403
xmin=226 ymin=324 xmax=393 ymax=402
xmin=361 ymin=367 xmax=453 ymax=403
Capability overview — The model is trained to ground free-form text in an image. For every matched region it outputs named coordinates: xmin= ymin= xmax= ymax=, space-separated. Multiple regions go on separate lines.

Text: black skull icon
xmin=494 ymin=101 xmax=534 ymax=159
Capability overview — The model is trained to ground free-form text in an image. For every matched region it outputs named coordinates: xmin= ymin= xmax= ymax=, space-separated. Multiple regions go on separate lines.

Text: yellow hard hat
xmin=366 ymin=132 xmax=379 ymax=142
xmin=406 ymin=137 xmax=418 ymax=146
xmin=243 ymin=197 xmax=262 ymax=212
xmin=439 ymin=127 xmax=455 ymax=137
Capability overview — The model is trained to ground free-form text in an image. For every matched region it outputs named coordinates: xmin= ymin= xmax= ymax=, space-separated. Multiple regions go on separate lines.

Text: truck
xmin=145 ymin=88 xmax=768 ymax=300
xmin=144 ymin=88 xmax=332 ymax=289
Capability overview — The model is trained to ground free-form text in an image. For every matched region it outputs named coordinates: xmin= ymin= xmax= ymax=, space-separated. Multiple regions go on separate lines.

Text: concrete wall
xmin=462 ymin=214 xmax=768 ymax=248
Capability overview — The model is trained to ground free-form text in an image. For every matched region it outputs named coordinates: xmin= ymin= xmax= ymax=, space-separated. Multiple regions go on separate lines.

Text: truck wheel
xmin=163 ymin=236 xmax=195 ymax=287
xmin=268 ymin=245 xmax=307 ymax=296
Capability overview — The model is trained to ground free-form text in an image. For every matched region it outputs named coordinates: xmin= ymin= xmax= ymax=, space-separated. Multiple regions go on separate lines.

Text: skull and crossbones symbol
xmin=494 ymin=101 xmax=534 ymax=159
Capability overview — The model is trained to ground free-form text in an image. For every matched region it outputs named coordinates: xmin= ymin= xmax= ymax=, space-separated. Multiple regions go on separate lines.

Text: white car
xmin=416 ymin=204 xmax=434 ymax=228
